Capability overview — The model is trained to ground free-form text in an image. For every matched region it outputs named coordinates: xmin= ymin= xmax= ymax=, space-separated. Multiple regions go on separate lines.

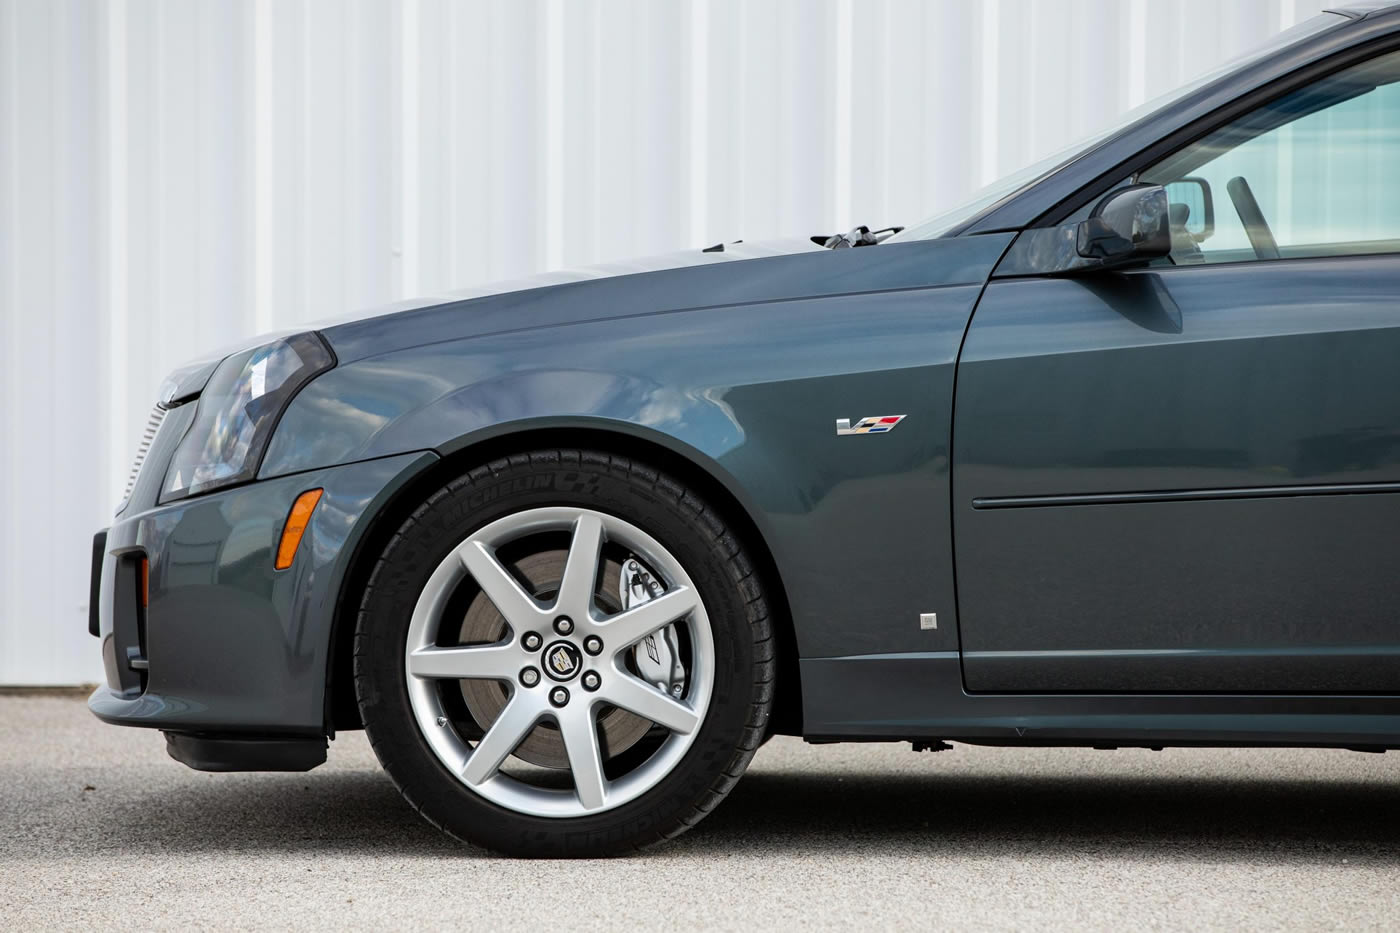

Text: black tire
xmin=354 ymin=449 xmax=775 ymax=857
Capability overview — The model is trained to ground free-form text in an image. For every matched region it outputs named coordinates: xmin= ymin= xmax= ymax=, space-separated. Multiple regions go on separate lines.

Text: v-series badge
xmin=835 ymin=415 xmax=906 ymax=436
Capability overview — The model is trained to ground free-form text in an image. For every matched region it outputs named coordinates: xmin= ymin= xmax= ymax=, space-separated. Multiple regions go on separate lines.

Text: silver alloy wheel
xmin=404 ymin=506 xmax=715 ymax=817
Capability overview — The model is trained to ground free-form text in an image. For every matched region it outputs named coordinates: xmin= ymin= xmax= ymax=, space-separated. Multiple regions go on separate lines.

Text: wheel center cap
xmin=542 ymin=640 xmax=582 ymax=681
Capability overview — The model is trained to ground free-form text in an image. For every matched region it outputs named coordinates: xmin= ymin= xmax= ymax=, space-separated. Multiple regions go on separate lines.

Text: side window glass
xmin=1141 ymin=49 xmax=1400 ymax=265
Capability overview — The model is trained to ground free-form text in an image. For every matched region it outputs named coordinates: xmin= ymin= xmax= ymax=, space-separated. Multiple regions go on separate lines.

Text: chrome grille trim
xmin=118 ymin=404 xmax=167 ymax=512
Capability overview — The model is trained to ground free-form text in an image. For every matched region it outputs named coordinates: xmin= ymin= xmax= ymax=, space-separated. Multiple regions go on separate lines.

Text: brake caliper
xmin=621 ymin=557 xmax=686 ymax=697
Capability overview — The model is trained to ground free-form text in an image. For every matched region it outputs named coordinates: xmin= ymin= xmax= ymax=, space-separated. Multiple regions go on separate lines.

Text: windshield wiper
xmin=810 ymin=225 xmax=904 ymax=249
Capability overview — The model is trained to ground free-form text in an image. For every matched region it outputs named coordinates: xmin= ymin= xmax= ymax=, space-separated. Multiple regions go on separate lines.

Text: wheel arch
xmin=324 ymin=423 xmax=802 ymax=738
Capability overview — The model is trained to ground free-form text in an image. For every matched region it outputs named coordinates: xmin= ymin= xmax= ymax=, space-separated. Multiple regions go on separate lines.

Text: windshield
xmin=889 ymin=12 xmax=1348 ymax=242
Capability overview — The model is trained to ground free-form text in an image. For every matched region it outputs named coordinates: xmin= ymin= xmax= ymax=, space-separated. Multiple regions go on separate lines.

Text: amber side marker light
xmin=139 ymin=557 xmax=149 ymax=608
xmin=276 ymin=488 xmax=324 ymax=570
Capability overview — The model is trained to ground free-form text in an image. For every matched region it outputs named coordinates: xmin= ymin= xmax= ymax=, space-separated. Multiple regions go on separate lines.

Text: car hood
xmin=317 ymin=234 xmax=1008 ymax=365
xmin=157 ymin=238 xmax=825 ymax=403
xmin=164 ymin=232 xmax=1009 ymax=399
xmin=312 ymin=237 xmax=826 ymax=338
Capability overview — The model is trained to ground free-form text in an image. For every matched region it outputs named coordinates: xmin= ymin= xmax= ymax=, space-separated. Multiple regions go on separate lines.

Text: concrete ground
xmin=3 ymin=694 xmax=1399 ymax=931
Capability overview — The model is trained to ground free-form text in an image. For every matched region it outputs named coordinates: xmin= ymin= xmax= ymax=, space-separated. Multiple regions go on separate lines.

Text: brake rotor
xmin=458 ymin=550 xmax=652 ymax=769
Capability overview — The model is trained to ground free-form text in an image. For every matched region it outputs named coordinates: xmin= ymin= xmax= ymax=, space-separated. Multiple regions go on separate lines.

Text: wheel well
xmin=324 ymin=428 xmax=803 ymax=738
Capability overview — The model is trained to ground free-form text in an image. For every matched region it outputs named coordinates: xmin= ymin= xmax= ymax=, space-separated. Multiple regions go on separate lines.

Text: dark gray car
xmin=91 ymin=4 xmax=1400 ymax=856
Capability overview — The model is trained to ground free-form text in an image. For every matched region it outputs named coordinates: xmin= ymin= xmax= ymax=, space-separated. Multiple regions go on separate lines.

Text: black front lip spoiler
xmin=164 ymin=732 xmax=327 ymax=772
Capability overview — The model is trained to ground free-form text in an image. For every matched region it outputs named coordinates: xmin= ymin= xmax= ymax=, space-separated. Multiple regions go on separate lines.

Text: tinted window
xmin=1142 ymin=49 xmax=1400 ymax=264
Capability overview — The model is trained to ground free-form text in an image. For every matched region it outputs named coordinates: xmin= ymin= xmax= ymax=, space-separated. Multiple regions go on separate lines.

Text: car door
xmin=952 ymin=45 xmax=1400 ymax=694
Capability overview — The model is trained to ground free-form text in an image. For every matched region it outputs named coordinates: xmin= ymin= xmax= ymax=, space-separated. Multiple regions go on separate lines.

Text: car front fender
xmin=261 ymin=236 xmax=1012 ymax=660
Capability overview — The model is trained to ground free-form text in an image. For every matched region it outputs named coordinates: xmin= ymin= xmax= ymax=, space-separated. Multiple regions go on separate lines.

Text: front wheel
xmin=354 ymin=450 xmax=774 ymax=856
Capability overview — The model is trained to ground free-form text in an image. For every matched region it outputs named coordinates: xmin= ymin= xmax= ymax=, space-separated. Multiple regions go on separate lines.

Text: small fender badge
xmin=836 ymin=415 xmax=906 ymax=436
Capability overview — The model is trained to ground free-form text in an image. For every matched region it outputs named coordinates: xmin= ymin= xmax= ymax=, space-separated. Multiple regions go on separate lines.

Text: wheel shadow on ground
xmin=36 ymin=765 xmax=1400 ymax=862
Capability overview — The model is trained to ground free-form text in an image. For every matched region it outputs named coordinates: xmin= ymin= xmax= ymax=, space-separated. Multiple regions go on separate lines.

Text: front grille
xmin=118 ymin=404 xmax=167 ymax=511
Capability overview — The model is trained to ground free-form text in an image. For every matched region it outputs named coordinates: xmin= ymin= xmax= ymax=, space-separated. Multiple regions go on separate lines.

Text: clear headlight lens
xmin=161 ymin=332 xmax=335 ymax=501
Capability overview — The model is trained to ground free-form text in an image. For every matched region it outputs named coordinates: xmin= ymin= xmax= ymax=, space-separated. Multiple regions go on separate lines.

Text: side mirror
xmin=1074 ymin=184 xmax=1171 ymax=271
xmin=993 ymin=183 xmax=1176 ymax=277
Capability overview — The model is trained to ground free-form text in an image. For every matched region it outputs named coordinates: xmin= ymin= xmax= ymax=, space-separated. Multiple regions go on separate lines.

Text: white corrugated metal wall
xmin=0 ymin=0 xmax=1329 ymax=684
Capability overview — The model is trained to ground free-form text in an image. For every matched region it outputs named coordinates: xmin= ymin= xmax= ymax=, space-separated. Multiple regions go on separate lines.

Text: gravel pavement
xmin=3 ymin=693 xmax=1399 ymax=930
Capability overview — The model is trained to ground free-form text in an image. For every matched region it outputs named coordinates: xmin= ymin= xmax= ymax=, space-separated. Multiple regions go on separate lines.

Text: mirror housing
xmin=992 ymin=183 xmax=1177 ymax=278
xmin=1074 ymin=184 xmax=1172 ymax=270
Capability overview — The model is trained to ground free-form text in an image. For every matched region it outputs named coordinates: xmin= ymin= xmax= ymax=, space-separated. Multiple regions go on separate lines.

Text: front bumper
xmin=88 ymin=451 xmax=436 ymax=736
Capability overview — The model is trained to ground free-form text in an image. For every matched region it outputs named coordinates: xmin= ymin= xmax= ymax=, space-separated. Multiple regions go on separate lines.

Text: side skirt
xmin=800 ymin=653 xmax=1400 ymax=748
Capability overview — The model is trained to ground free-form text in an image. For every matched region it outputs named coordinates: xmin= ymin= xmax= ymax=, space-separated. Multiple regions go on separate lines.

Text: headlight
xmin=161 ymin=332 xmax=335 ymax=501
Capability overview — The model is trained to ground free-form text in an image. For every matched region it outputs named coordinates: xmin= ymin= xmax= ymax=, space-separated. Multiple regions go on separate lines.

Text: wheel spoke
xmin=407 ymin=643 xmax=517 ymax=681
xmin=594 ymin=586 xmax=697 ymax=647
xmin=459 ymin=540 xmax=546 ymax=626
xmin=404 ymin=505 xmax=716 ymax=819
xmin=556 ymin=513 xmax=605 ymax=617
xmin=602 ymin=673 xmax=700 ymax=735
xmin=558 ymin=705 xmax=608 ymax=810
xmin=462 ymin=694 xmax=541 ymax=786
